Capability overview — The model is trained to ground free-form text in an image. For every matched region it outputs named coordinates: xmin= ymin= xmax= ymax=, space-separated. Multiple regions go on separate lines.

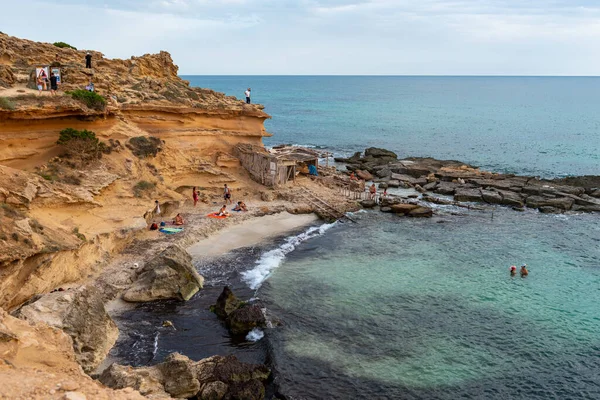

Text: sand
xmin=187 ymin=212 xmax=318 ymax=258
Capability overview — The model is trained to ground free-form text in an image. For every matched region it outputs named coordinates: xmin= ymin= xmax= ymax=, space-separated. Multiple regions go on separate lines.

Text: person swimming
xmin=510 ymin=265 xmax=517 ymax=276
xmin=520 ymin=264 xmax=528 ymax=277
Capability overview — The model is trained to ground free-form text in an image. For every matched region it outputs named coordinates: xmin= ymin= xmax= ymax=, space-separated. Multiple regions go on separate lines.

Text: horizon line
xmin=179 ymin=74 xmax=600 ymax=78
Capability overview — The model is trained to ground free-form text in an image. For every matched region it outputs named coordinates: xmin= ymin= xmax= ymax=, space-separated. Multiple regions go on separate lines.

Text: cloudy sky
xmin=2 ymin=0 xmax=600 ymax=75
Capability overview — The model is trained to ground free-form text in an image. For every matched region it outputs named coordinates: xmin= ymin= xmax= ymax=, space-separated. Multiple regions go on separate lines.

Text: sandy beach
xmin=187 ymin=212 xmax=318 ymax=258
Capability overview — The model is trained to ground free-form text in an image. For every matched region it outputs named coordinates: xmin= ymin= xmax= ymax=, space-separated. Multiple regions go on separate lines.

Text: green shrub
xmin=0 ymin=97 xmax=15 ymax=110
xmin=134 ymin=181 xmax=156 ymax=197
xmin=57 ymin=128 xmax=107 ymax=164
xmin=126 ymin=136 xmax=163 ymax=158
xmin=67 ymin=89 xmax=106 ymax=111
xmin=53 ymin=42 xmax=77 ymax=50
xmin=73 ymin=227 xmax=86 ymax=241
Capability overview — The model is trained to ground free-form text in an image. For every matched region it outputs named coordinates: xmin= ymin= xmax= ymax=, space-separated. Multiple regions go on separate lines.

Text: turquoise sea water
xmin=261 ymin=208 xmax=600 ymax=399
xmin=184 ymin=76 xmax=600 ymax=178
xmin=118 ymin=77 xmax=600 ymax=399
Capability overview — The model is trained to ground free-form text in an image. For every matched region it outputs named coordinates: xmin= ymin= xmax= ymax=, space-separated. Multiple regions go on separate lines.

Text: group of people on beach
xmin=214 ymin=184 xmax=248 ymax=216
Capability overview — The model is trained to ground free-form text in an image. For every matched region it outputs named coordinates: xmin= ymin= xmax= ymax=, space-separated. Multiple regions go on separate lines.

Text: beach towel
xmin=159 ymin=227 xmax=184 ymax=234
xmin=207 ymin=212 xmax=228 ymax=219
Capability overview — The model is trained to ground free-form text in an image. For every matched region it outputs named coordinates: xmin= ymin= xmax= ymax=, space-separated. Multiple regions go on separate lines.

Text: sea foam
xmin=246 ymin=328 xmax=265 ymax=342
xmin=241 ymin=223 xmax=336 ymax=290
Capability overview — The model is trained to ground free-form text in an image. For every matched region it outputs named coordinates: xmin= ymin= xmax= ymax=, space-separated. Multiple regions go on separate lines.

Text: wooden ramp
xmin=296 ymin=187 xmax=356 ymax=223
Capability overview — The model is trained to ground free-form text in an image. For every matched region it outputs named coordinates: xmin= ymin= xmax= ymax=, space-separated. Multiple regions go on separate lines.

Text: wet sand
xmin=187 ymin=212 xmax=318 ymax=258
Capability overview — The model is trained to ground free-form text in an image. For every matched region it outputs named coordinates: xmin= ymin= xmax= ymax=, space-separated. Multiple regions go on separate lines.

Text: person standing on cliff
xmin=49 ymin=72 xmax=59 ymax=96
xmin=245 ymin=88 xmax=251 ymax=104
xmin=85 ymin=52 xmax=92 ymax=68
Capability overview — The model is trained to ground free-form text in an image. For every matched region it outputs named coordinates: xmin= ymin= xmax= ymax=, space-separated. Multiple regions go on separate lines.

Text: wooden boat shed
xmin=234 ymin=144 xmax=320 ymax=187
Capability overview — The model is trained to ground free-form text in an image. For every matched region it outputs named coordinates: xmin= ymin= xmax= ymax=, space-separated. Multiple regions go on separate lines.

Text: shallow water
xmin=260 ymin=208 xmax=600 ymax=399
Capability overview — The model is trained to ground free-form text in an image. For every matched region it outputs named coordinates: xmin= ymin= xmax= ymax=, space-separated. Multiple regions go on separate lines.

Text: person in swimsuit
xmin=223 ymin=184 xmax=232 ymax=204
xmin=510 ymin=265 xmax=517 ymax=276
xmin=234 ymin=201 xmax=248 ymax=211
xmin=217 ymin=205 xmax=230 ymax=217
xmin=192 ymin=187 xmax=199 ymax=207
xmin=173 ymin=214 xmax=185 ymax=225
xmin=369 ymin=183 xmax=377 ymax=200
xmin=520 ymin=264 xmax=528 ymax=277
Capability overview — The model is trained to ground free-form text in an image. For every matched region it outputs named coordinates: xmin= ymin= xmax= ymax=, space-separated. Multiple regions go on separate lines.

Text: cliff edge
xmin=0 ymin=33 xmax=272 ymax=311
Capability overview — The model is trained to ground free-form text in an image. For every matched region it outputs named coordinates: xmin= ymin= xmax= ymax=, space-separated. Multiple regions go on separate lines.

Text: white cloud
xmin=1 ymin=0 xmax=600 ymax=74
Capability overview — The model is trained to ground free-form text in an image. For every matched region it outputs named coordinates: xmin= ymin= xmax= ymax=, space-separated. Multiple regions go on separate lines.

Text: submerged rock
xmin=15 ymin=286 xmax=118 ymax=373
xmin=99 ymin=353 xmax=270 ymax=400
xmin=123 ymin=245 xmax=204 ymax=302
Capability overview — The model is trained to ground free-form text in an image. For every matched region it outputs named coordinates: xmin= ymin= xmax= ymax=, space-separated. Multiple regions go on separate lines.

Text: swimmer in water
xmin=510 ymin=265 xmax=517 ymax=276
xmin=520 ymin=264 xmax=528 ymax=277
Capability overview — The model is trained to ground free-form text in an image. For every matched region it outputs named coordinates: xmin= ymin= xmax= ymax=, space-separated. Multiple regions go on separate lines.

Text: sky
xmin=1 ymin=0 xmax=600 ymax=75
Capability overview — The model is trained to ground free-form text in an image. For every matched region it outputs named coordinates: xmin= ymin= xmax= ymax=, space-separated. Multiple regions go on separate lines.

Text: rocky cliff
xmin=0 ymin=33 xmax=272 ymax=311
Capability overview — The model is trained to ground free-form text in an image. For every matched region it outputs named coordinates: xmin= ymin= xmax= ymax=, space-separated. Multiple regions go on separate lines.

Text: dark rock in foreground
xmin=99 ymin=352 xmax=270 ymax=400
xmin=212 ymin=287 xmax=267 ymax=337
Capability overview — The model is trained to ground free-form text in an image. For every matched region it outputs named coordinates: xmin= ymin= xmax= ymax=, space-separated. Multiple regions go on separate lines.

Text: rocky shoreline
xmin=337 ymin=148 xmax=600 ymax=215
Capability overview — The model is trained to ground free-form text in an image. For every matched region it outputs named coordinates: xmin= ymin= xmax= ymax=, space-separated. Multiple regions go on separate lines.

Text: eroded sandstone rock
xmin=123 ymin=245 xmax=204 ymax=302
xmin=14 ymin=286 xmax=118 ymax=373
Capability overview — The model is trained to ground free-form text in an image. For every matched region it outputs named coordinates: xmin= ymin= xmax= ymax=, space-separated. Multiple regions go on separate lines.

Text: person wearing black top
xmin=85 ymin=52 xmax=92 ymax=68
xmin=50 ymin=73 xmax=59 ymax=95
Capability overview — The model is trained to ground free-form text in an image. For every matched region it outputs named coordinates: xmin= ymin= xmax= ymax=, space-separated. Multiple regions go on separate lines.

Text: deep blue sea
xmin=184 ymin=76 xmax=600 ymax=178
xmin=113 ymin=77 xmax=600 ymax=400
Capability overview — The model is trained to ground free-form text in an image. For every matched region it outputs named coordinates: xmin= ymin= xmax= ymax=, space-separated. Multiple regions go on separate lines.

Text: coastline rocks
xmin=228 ymin=305 xmax=267 ymax=336
xmin=338 ymin=148 xmax=600 ymax=214
xmin=355 ymin=170 xmax=374 ymax=181
xmin=15 ymin=286 xmax=118 ymax=373
xmin=123 ymin=245 xmax=204 ymax=302
xmin=408 ymin=206 xmax=434 ymax=218
xmin=212 ymin=287 xmax=267 ymax=336
xmin=213 ymin=286 xmax=242 ymax=320
xmin=99 ymin=353 xmax=270 ymax=400
xmin=390 ymin=203 xmax=419 ymax=214
xmin=360 ymin=199 xmax=377 ymax=209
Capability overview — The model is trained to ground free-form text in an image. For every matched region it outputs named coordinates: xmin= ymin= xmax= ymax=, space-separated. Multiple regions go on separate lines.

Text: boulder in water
xmin=360 ymin=199 xmax=377 ymax=209
xmin=123 ymin=245 xmax=204 ymax=302
xmin=390 ymin=203 xmax=419 ymax=215
xmin=212 ymin=286 xmax=242 ymax=320
xmin=227 ymin=304 xmax=267 ymax=336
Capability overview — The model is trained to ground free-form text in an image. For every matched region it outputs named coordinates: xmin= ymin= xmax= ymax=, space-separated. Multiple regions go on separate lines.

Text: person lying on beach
xmin=520 ymin=264 xmax=528 ymax=277
xmin=217 ymin=205 xmax=230 ymax=217
xmin=173 ymin=214 xmax=185 ymax=225
xmin=233 ymin=201 xmax=248 ymax=212
xmin=349 ymin=172 xmax=359 ymax=181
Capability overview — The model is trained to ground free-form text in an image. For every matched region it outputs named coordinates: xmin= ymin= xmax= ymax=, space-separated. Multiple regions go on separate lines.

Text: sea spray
xmin=151 ymin=331 xmax=160 ymax=361
xmin=246 ymin=328 xmax=265 ymax=342
xmin=241 ymin=222 xmax=336 ymax=290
